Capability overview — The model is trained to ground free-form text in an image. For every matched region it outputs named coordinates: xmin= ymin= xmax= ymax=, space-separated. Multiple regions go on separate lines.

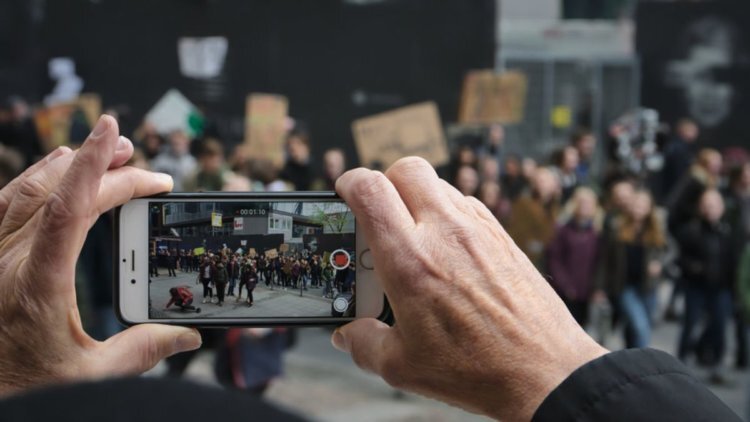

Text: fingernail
xmin=332 ymin=329 xmax=347 ymax=352
xmin=116 ymin=136 xmax=131 ymax=151
xmin=154 ymin=172 xmax=174 ymax=187
xmin=175 ymin=330 xmax=202 ymax=352
xmin=90 ymin=116 xmax=109 ymax=139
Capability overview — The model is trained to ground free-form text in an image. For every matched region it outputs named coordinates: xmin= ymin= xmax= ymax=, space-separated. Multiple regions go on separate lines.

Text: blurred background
xmin=2 ymin=0 xmax=750 ymax=420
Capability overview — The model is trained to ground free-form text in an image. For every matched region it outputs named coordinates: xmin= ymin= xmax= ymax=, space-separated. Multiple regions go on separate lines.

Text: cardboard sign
xmin=265 ymin=248 xmax=279 ymax=259
xmin=279 ymin=243 xmax=290 ymax=253
xmin=248 ymin=248 xmax=257 ymax=257
xmin=33 ymin=93 xmax=102 ymax=152
xmin=193 ymin=247 xmax=206 ymax=256
xmin=243 ymin=94 xmax=289 ymax=169
xmin=352 ymin=102 xmax=448 ymax=170
xmin=458 ymin=70 xmax=528 ymax=124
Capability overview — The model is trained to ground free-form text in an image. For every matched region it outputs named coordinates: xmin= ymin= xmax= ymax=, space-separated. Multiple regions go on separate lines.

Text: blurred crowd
xmin=2 ymin=94 xmax=750 ymax=388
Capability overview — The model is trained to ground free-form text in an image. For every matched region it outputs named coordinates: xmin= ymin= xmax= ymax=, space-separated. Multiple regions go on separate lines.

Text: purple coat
xmin=546 ymin=221 xmax=600 ymax=301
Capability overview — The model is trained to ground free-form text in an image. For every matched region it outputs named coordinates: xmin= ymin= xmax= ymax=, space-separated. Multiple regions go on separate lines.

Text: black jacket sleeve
xmin=533 ymin=348 xmax=740 ymax=422
xmin=0 ymin=377 xmax=306 ymax=422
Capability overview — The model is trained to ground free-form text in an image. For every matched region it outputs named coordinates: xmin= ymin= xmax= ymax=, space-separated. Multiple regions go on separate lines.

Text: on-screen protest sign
xmin=243 ymin=94 xmax=289 ymax=169
xmin=458 ymin=70 xmax=528 ymax=125
xmin=279 ymin=243 xmax=290 ymax=253
xmin=265 ymin=248 xmax=279 ymax=259
xmin=352 ymin=102 xmax=448 ymax=170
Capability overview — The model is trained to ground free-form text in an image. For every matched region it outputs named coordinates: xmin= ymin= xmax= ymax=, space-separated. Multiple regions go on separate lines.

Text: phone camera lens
xmin=130 ymin=279 xmax=136 ymax=284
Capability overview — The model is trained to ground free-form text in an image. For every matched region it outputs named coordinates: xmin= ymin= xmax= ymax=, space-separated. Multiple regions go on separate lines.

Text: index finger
xmin=29 ymin=115 xmax=120 ymax=279
xmin=336 ymin=168 xmax=415 ymax=250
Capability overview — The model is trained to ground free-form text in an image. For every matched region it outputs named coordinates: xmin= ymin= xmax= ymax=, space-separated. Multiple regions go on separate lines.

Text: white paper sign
xmin=145 ymin=89 xmax=201 ymax=136
xmin=178 ymin=37 xmax=228 ymax=79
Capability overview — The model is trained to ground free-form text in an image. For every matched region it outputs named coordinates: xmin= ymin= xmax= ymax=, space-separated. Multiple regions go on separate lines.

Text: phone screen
xmin=148 ymin=200 xmax=356 ymax=320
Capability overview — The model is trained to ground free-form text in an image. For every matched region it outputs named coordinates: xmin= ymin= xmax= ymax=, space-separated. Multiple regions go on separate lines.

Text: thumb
xmin=332 ymin=318 xmax=392 ymax=375
xmin=97 ymin=324 xmax=202 ymax=376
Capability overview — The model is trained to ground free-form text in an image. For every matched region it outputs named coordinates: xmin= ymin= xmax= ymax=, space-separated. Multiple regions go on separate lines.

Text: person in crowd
xmin=662 ymin=118 xmax=700 ymax=198
xmin=596 ymin=189 xmax=669 ymax=349
xmin=477 ymin=181 xmax=511 ymax=223
xmin=455 ymin=144 xmax=478 ymax=168
xmin=677 ymin=189 xmax=737 ymax=383
xmin=280 ymin=128 xmax=313 ymax=190
xmin=522 ymin=156 xmax=538 ymax=184
xmin=724 ymin=162 xmax=750 ymax=368
xmin=214 ymin=256 xmax=229 ymax=307
xmin=570 ymin=128 xmax=598 ymax=186
xmin=602 ymin=178 xmax=636 ymax=232
xmin=291 ymin=259 xmax=301 ymax=289
xmin=667 ymin=148 xmax=723 ymax=232
xmin=322 ymin=263 xmax=334 ymax=298
xmin=166 ymin=249 xmax=177 ymax=277
xmin=454 ymin=165 xmax=480 ymax=197
xmin=184 ymin=138 xmax=228 ymax=192
xmin=507 ymin=167 xmax=561 ymax=268
xmin=0 ymin=121 xmax=740 ymax=422
xmin=252 ymin=158 xmax=293 ymax=192
xmin=0 ymin=145 xmax=25 ymax=189
xmin=478 ymin=156 xmax=500 ymax=184
xmin=150 ymin=129 xmax=197 ymax=191
xmin=214 ymin=328 xmax=293 ymax=396
xmin=198 ymin=255 xmax=215 ymax=304
xmin=238 ymin=262 xmax=258 ymax=306
xmin=227 ymin=255 xmax=239 ymax=297
xmin=0 ymin=96 xmax=44 ymax=167
xmin=165 ymin=286 xmax=197 ymax=312
xmin=149 ymin=250 xmax=159 ymax=278
xmin=551 ymin=145 xmax=580 ymax=203
xmin=500 ymin=153 xmax=527 ymax=201
xmin=547 ymin=187 xmax=601 ymax=326
xmin=310 ymin=255 xmax=322 ymax=288
xmin=311 ymin=148 xmax=346 ymax=190
xmin=133 ymin=121 xmax=164 ymax=161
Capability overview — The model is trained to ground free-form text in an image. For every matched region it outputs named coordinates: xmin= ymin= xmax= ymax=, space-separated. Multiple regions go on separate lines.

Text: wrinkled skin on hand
xmin=333 ymin=157 xmax=608 ymax=421
xmin=0 ymin=115 xmax=201 ymax=396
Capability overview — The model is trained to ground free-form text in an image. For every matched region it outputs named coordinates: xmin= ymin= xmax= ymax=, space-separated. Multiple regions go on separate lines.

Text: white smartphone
xmin=115 ymin=192 xmax=388 ymax=326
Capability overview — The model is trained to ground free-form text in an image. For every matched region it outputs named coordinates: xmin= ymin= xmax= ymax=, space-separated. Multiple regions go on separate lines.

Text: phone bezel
xmin=114 ymin=192 xmax=389 ymax=327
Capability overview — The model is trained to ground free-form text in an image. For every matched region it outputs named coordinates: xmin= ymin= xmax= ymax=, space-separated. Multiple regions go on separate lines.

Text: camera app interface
xmin=148 ymin=201 xmax=356 ymax=319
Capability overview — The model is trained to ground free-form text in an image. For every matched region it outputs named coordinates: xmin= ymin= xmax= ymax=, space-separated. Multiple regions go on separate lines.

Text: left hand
xmin=0 ymin=115 xmax=201 ymax=396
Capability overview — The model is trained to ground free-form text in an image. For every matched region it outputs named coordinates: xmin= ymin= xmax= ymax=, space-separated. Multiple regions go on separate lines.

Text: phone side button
xmin=360 ymin=249 xmax=374 ymax=270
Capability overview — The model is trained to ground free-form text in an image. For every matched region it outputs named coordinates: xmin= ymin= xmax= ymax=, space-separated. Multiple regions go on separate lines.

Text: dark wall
xmin=7 ymin=0 xmax=496 ymax=166
xmin=637 ymin=2 xmax=750 ymax=147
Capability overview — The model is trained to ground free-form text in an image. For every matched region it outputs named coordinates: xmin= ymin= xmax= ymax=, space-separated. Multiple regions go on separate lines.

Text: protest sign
xmin=243 ymin=94 xmax=289 ymax=169
xmin=458 ymin=70 xmax=528 ymax=124
xmin=352 ymin=102 xmax=448 ymax=170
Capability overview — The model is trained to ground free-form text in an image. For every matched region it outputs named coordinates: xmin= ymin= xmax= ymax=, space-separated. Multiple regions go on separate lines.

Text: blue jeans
xmin=678 ymin=285 xmax=732 ymax=364
xmin=619 ymin=286 xmax=657 ymax=349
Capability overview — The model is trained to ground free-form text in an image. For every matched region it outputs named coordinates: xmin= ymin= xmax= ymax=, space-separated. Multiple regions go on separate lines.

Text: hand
xmin=0 ymin=115 xmax=201 ymax=396
xmin=333 ymin=157 xmax=607 ymax=421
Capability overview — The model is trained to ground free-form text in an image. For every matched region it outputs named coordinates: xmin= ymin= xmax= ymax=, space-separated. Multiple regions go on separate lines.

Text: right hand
xmin=333 ymin=158 xmax=608 ymax=421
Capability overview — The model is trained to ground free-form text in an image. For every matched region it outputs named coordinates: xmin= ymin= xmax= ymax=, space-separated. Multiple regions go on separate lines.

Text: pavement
xmin=144 ymin=283 xmax=750 ymax=421
xmin=150 ymin=269 xmax=333 ymax=318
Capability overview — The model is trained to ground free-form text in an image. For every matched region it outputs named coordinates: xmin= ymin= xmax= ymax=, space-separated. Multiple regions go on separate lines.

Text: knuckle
xmin=17 ymin=176 xmax=48 ymax=203
xmin=390 ymin=156 xmax=431 ymax=173
xmin=352 ymin=171 xmax=390 ymax=201
xmin=43 ymin=191 xmax=76 ymax=226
